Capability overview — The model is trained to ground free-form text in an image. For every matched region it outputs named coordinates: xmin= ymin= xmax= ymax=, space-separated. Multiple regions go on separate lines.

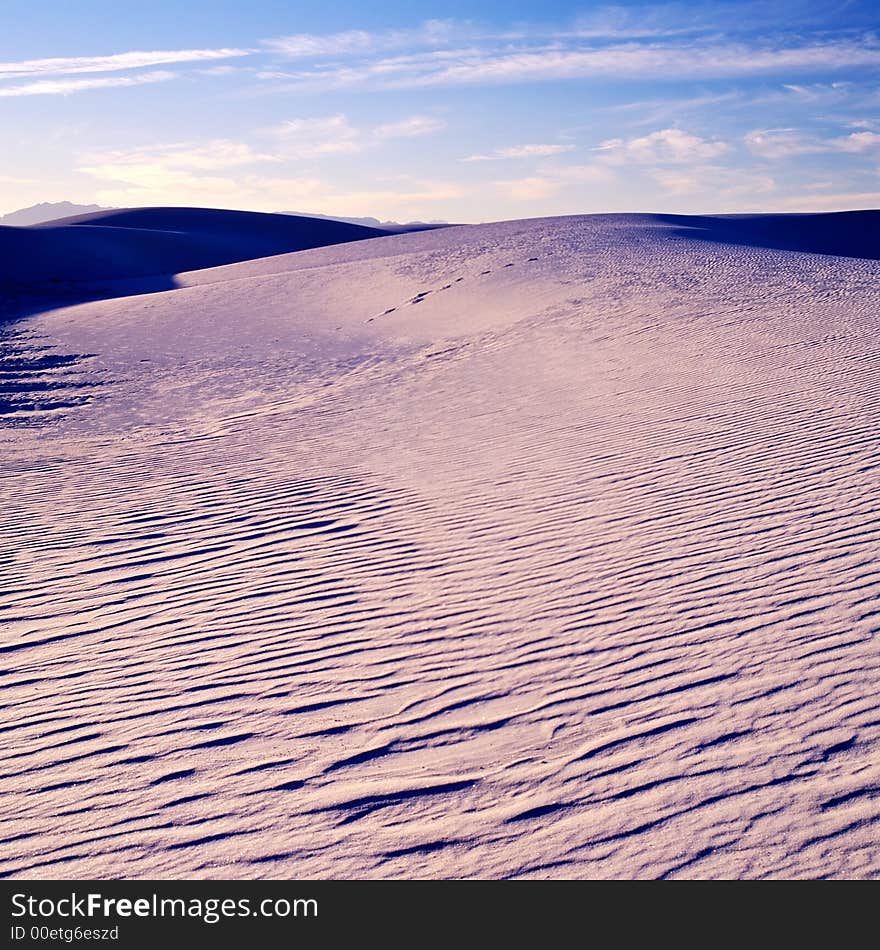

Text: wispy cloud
xmin=780 ymin=80 xmax=851 ymax=101
xmin=267 ymin=30 xmax=378 ymax=57
xmin=0 ymin=71 xmax=177 ymax=97
xmin=651 ymin=166 xmax=775 ymax=197
xmin=261 ymin=39 xmax=880 ymax=91
xmin=197 ymin=64 xmax=245 ymax=76
xmin=374 ymin=116 xmax=446 ymax=139
xmin=78 ymin=141 xmax=291 ymax=206
xmin=274 ymin=115 xmax=361 ymax=157
xmin=79 ymin=151 xmax=464 ymax=217
xmin=0 ymin=48 xmax=251 ymax=79
xmin=745 ymin=127 xmax=880 ymax=159
xmin=597 ymin=128 xmax=728 ymax=163
xmin=565 ymin=1 xmax=854 ymax=40
xmin=603 ymin=91 xmax=744 ymax=127
xmin=273 ymin=113 xmax=444 ymax=157
xmin=265 ymin=20 xmax=459 ymax=58
xmin=496 ymin=162 xmax=615 ymax=201
xmin=833 ymin=130 xmax=880 ymax=152
xmin=465 ymin=143 xmax=575 ymax=161
xmin=744 ymin=128 xmax=824 ymax=158
xmin=80 ymin=140 xmax=278 ymax=174
xmin=421 ymin=41 xmax=880 ymax=86
xmin=78 ymin=114 xmax=445 ymax=200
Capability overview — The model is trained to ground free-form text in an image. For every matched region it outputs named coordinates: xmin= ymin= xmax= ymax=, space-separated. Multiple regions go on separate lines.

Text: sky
xmin=1 ymin=0 xmax=879 ymax=221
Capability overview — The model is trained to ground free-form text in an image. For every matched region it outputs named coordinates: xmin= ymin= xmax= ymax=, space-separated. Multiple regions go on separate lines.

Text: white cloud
xmin=465 ymin=143 xmax=575 ymax=161
xmin=84 ymin=164 xmax=464 ymax=218
xmin=743 ymin=128 xmax=823 ymax=159
xmin=78 ymin=114 xmax=445 ymax=203
xmin=275 ymin=115 xmax=362 ymax=157
xmin=260 ymin=40 xmax=880 ymax=91
xmin=265 ymin=20 xmax=458 ymax=58
xmin=77 ymin=125 xmax=460 ymax=218
xmin=77 ymin=141 xmax=279 ymax=200
xmin=603 ymin=91 xmax=743 ymax=128
xmin=781 ymin=81 xmax=850 ymax=100
xmin=651 ymin=166 xmax=775 ymax=197
xmin=198 ymin=65 xmax=243 ymax=76
xmin=745 ymin=127 xmax=880 ymax=159
xmin=429 ymin=42 xmax=880 ymax=86
xmin=599 ymin=128 xmax=728 ymax=164
xmin=273 ymin=113 xmax=444 ymax=156
xmin=0 ymin=48 xmax=251 ymax=79
xmin=832 ymin=131 xmax=880 ymax=152
xmin=79 ymin=143 xmax=325 ymax=207
xmin=82 ymin=140 xmax=277 ymax=172
xmin=720 ymin=172 xmax=776 ymax=197
xmin=267 ymin=30 xmax=377 ymax=58
xmin=0 ymin=71 xmax=177 ymax=97
xmin=650 ymin=169 xmax=700 ymax=195
xmin=90 ymin=173 xmax=325 ymax=211
xmin=496 ymin=163 xmax=614 ymax=200
xmin=374 ymin=116 xmax=446 ymax=139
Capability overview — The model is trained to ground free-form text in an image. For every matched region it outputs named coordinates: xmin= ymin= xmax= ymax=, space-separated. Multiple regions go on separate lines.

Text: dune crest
xmin=0 ymin=206 xmax=390 ymax=287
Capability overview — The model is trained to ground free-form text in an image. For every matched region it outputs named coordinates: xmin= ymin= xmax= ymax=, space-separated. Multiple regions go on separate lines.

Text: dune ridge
xmin=0 ymin=206 xmax=390 ymax=287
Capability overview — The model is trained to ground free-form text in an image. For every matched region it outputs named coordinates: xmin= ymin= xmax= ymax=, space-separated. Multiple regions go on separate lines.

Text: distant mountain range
xmin=0 ymin=201 xmax=110 ymax=226
xmin=1 ymin=202 xmax=448 ymax=231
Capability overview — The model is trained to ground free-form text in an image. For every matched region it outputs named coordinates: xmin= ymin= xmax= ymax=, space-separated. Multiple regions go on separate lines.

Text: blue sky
xmin=2 ymin=1 xmax=879 ymax=220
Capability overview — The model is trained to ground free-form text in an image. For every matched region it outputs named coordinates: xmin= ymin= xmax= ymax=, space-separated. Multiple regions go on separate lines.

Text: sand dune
xmin=2 ymin=212 xmax=879 ymax=879
xmin=657 ymin=210 xmax=880 ymax=261
xmin=0 ymin=206 xmax=388 ymax=286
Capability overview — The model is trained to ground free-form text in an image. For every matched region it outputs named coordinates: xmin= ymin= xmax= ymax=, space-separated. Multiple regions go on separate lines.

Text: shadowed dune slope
xmin=2 ymin=211 xmax=880 ymax=880
xmin=657 ymin=209 xmax=880 ymax=261
xmin=0 ymin=207 xmax=388 ymax=285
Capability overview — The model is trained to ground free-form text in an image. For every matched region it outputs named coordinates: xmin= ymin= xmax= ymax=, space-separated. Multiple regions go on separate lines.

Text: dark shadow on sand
xmin=655 ymin=210 xmax=880 ymax=261
xmin=0 ymin=274 xmax=179 ymax=325
xmin=0 ymin=321 xmax=109 ymax=424
xmin=0 ymin=207 xmax=397 ymax=326
xmin=0 ymin=277 xmax=177 ymax=423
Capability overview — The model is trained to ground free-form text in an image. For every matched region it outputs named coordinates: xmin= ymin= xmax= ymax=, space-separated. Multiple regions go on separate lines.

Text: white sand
xmin=2 ymin=213 xmax=879 ymax=879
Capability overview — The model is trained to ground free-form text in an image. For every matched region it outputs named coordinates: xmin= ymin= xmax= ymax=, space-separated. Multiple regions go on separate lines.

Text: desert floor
xmin=2 ymin=212 xmax=879 ymax=878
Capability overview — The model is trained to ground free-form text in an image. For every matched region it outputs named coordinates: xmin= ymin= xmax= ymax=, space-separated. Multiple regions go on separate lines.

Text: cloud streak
xmin=0 ymin=71 xmax=177 ymax=97
xmin=262 ymin=38 xmax=880 ymax=91
xmin=374 ymin=116 xmax=446 ymax=139
xmin=0 ymin=48 xmax=251 ymax=79
xmin=273 ymin=113 xmax=445 ymax=157
xmin=745 ymin=127 xmax=880 ymax=159
xmin=265 ymin=20 xmax=461 ymax=58
xmin=465 ymin=144 xmax=575 ymax=161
